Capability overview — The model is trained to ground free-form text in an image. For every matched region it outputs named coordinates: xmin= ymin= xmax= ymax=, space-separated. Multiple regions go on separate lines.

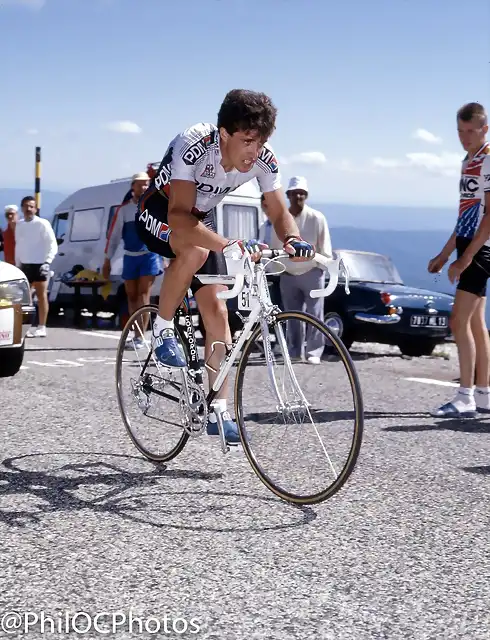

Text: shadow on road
xmin=383 ymin=419 xmax=490 ymax=434
xmin=462 ymin=465 xmax=490 ymax=475
xmin=0 ymin=452 xmax=316 ymax=532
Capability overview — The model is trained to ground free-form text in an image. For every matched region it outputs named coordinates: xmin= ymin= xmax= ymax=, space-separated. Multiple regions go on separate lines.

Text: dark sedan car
xmin=197 ymin=249 xmax=454 ymax=358
xmin=320 ymin=249 xmax=454 ymax=356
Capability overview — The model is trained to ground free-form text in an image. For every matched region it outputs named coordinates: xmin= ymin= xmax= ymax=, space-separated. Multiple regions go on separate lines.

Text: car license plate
xmin=410 ymin=315 xmax=448 ymax=327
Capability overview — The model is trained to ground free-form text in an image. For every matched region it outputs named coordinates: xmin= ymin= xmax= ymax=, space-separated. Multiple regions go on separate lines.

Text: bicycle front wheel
xmin=234 ymin=311 xmax=363 ymax=505
xmin=115 ymin=304 xmax=190 ymax=462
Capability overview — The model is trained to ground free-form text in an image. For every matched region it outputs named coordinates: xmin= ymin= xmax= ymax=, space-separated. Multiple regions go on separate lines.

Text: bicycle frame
xmin=193 ymin=248 xmax=350 ymax=402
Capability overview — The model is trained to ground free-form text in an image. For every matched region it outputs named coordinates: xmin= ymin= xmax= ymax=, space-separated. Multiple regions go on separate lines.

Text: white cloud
xmin=406 ymin=151 xmax=462 ymax=177
xmin=26 ymin=128 xmax=38 ymax=136
xmin=0 ymin=0 xmax=46 ymax=8
xmin=282 ymin=151 xmax=327 ymax=166
xmin=370 ymin=150 xmax=463 ymax=178
xmin=371 ymin=157 xmax=404 ymax=169
xmin=412 ymin=128 xmax=443 ymax=145
xmin=105 ymin=120 xmax=142 ymax=134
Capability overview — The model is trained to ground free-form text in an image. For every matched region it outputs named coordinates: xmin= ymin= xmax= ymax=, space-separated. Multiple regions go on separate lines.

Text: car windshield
xmin=338 ymin=251 xmax=404 ymax=284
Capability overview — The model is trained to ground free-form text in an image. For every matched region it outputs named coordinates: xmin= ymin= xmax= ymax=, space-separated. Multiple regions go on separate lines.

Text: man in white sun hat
xmin=267 ymin=176 xmax=332 ymax=363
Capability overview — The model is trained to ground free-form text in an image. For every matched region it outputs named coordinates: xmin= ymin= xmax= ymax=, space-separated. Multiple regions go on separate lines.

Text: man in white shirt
xmin=267 ymin=176 xmax=332 ymax=363
xmin=15 ymin=196 xmax=58 ymax=337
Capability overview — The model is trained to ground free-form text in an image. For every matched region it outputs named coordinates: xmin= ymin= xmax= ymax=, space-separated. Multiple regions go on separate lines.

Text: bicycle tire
xmin=115 ymin=304 xmax=191 ymax=462
xmin=234 ymin=310 xmax=364 ymax=505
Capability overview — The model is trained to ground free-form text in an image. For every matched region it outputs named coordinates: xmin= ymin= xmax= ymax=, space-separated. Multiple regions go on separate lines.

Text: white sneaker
xmin=26 ymin=326 xmax=47 ymax=338
xmin=307 ymin=356 xmax=321 ymax=365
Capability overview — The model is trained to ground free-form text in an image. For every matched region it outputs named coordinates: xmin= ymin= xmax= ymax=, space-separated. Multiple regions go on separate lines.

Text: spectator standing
xmin=267 ymin=176 xmax=332 ymax=364
xmin=103 ymin=172 xmax=163 ymax=348
xmin=15 ymin=196 xmax=58 ymax=337
xmin=2 ymin=205 xmax=18 ymax=265
xmin=428 ymin=102 xmax=490 ymax=417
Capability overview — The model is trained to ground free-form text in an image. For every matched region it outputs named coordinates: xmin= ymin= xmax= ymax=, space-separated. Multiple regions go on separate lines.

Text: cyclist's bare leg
xmin=194 ymin=285 xmax=231 ymax=400
xmin=158 ymin=236 xmax=209 ymax=322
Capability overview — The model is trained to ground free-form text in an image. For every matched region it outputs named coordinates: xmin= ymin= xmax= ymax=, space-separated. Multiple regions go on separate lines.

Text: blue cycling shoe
xmin=206 ymin=411 xmax=241 ymax=444
xmin=152 ymin=328 xmax=186 ymax=368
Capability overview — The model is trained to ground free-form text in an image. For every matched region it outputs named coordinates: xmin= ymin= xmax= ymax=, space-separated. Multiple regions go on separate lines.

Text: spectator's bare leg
xmin=449 ymin=290 xmax=481 ymax=388
xmin=470 ymin=297 xmax=490 ymax=386
xmin=137 ymin=275 xmax=155 ymax=332
xmin=124 ymin=279 xmax=139 ymax=333
xmin=33 ymin=281 xmax=49 ymax=326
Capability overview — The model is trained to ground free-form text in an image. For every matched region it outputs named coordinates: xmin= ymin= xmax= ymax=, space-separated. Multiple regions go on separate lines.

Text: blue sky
xmin=1 ymin=0 xmax=489 ymax=208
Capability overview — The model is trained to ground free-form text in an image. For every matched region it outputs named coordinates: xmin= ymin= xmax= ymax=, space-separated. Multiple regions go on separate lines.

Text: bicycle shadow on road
xmin=243 ymin=410 xmax=430 ymax=424
xmin=0 ymin=452 xmax=316 ymax=532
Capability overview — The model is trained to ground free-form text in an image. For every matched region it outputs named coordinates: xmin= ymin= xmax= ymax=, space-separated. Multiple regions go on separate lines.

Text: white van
xmin=48 ymin=173 xmax=264 ymax=322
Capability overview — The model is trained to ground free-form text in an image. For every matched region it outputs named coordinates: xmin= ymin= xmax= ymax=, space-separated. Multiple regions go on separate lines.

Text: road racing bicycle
xmin=115 ymin=248 xmax=363 ymax=505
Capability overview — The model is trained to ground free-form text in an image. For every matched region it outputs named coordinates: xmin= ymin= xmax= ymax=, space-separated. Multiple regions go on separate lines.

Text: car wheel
xmin=398 ymin=339 xmax=437 ymax=357
xmin=0 ymin=343 xmax=25 ymax=377
xmin=324 ymin=312 xmax=344 ymax=338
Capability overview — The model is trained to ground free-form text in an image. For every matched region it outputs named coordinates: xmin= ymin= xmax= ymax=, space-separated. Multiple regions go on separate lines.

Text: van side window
xmin=106 ymin=205 xmax=120 ymax=238
xmin=70 ymin=208 xmax=105 ymax=242
xmin=52 ymin=212 xmax=69 ymax=245
xmin=222 ymin=204 xmax=259 ymax=240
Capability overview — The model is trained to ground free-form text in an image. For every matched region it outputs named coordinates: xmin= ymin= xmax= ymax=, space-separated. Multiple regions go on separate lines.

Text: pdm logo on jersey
xmin=258 ymin=146 xmax=279 ymax=173
xmin=182 ymin=134 xmax=213 ymax=166
xmin=154 ymin=146 xmax=173 ymax=191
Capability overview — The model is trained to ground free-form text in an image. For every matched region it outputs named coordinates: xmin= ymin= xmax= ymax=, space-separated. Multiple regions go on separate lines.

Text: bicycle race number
xmin=238 ymin=288 xmax=252 ymax=311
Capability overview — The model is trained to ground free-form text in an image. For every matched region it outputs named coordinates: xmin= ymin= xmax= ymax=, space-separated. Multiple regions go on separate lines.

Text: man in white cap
xmin=103 ymin=172 xmax=163 ymax=348
xmin=2 ymin=205 xmax=18 ymax=265
xmin=268 ymin=176 xmax=332 ymax=363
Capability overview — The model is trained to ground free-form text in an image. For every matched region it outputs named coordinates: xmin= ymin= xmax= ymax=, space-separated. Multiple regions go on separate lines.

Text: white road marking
xmin=28 ymin=359 xmax=84 ymax=368
xmin=404 ymin=377 xmax=458 ymax=388
xmin=77 ymin=331 xmax=121 ymax=340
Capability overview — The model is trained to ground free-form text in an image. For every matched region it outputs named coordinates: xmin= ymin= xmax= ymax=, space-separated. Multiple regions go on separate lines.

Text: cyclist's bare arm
xmin=262 ymin=189 xmax=301 ymax=241
xmin=440 ymin=229 xmax=457 ymax=260
xmin=168 ymin=179 xmax=228 ymax=253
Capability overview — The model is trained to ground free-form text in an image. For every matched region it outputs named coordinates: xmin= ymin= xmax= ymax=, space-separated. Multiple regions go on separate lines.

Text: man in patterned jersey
xmin=428 ymin=102 xmax=490 ymax=418
xmin=135 ymin=89 xmax=315 ymax=443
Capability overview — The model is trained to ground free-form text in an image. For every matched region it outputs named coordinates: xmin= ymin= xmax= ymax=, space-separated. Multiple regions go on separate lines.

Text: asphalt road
xmin=1 ymin=327 xmax=489 ymax=640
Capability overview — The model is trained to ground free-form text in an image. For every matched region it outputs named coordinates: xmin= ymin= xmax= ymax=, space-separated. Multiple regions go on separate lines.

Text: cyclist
xmin=135 ymin=89 xmax=315 ymax=443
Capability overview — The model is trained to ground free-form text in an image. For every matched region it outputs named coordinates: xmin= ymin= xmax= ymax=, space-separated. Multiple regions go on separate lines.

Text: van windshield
xmin=53 ymin=212 xmax=69 ymax=244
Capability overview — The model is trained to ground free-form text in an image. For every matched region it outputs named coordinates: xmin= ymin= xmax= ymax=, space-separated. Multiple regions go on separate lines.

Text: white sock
xmin=153 ymin=315 xmax=174 ymax=335
xmin=208 ymin=399 xmax=227 ymax=422
xmin=456 ymin=387 xmax=475 ymax=405
xmin=475 ymin=386 xmax=490 ymax=394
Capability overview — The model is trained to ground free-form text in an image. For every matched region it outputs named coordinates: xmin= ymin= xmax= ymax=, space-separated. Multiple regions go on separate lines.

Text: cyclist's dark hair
xmin=457 ymin=102 xmax=487 ymax=126
xmin=217 ymin=89 xmax=277 ymax=141
xmin=20 ymin=195 xmax=35 ymax=207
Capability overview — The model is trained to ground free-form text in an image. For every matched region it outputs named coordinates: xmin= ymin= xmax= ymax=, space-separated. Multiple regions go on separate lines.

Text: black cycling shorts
xmin=456 ymin=236 xmax=490 ymax=298
xmin=134 ymin=185 xmax=227 ymax=295
xmin=21 ymin=263 xmax=48 ymax=284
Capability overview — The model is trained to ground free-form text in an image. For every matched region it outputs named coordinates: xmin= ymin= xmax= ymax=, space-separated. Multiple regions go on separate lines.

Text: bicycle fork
xmin=260 ymin=316 xmax=311 ymax=416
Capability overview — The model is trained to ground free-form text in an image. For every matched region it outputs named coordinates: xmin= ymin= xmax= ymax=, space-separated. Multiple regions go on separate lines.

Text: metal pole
xmin=35 ymin=146 xmax=41 ymax=216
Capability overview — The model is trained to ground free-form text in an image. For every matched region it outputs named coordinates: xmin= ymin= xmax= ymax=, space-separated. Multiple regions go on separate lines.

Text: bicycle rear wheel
xmin=115 ymin=304 xmax=191 ymax=462
xmin=234 ymin=310 xmax=363 ymax=505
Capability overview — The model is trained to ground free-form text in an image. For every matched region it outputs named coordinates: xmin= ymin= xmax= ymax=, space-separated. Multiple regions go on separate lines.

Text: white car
xmin=0 ymin=261 xmax=35 ymax=377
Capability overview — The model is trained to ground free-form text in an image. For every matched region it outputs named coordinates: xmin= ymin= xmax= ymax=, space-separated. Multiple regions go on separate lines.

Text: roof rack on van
xmin=109 ymin=177 xmax=133 ymax=183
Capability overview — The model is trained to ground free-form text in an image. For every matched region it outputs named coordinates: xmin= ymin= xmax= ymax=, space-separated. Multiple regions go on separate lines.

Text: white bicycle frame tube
xmin=193 ymin=248 xmax=351 ymax=394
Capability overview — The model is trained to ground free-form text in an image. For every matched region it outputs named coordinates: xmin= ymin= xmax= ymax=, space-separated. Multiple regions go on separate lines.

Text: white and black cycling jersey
xmin=151 ymin=122 xmax=282 ymax=215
